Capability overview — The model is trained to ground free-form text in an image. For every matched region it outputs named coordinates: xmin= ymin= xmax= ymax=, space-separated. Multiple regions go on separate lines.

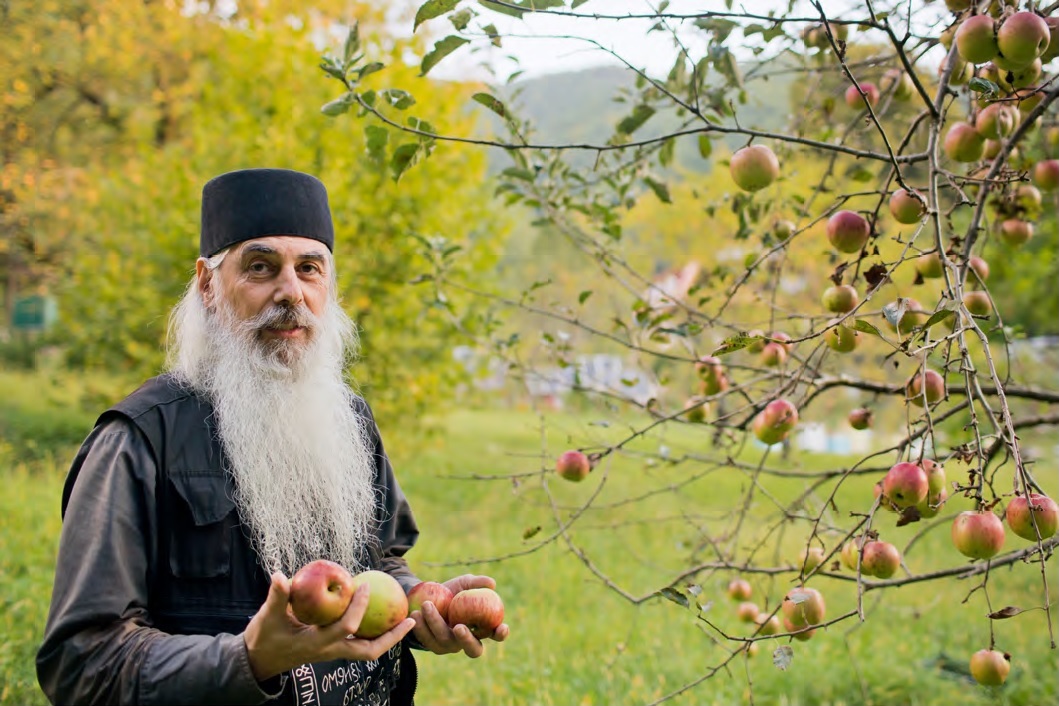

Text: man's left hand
xmin=409 ymin=574 xmax=510 ymax=658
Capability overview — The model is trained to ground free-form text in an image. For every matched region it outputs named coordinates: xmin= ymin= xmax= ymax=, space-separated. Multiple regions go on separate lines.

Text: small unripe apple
xmin=968 ymin=256 xmax=990 ymax=286
xmin=773 ymin=220 xmax=796 ymax=241
xmin=956 ymin=14 xmax=999 ymax=64
xmin=695 ymin=355 xmax=728 ymax=395
xmin=447 ymin=587 xmax=505 ymax=638
xmin=922 ymin=459 xmax=946 ymax=496
xmin=944 ymin=122 xmax=986 ymax=163
xmin=845 ymin=82 xmax=880 ymax=109
xmin=827 ymin=210 xmax=870 ymax=253
xmin=848 ymin=408 xmax=872 ymax=430
xmin=1016 ymin=184 xmax=1042 ymax=212
xmin=951 ymin=510 xmax=1006 ymax=559
xmin=727 ymin=578 xmax=752 ymax=601
xmin=407 ymin=581 xmax=455 ymax=622
xmin=822 ymin=284 xmax=859 ymax=313
xmin=736 ymin=602 xmax=760 ymax=623
xmin=917 ymin=487 xmax=949 ymax=519
xmin=797 ymin=546 xmax=826 ymax=573
xmin=824 ymin=320 xmax=859 ymax=353
xmin=915 ymin=251 xmax=944 ymax=279
xmin=1005 ymin=493 xmax=1059 ymax=541
xmin=1033 ymin=159 xmax=1059 ymax=191
xmin=348 ymin=570 xmax=411 ymax=638
xmin=841 ymin=538 xmax=864 ymax=571
xmin=997 ymin=12 xmax=1050 ymax=68
xmin=760 ymin=342 xmax=787 ymax=367
xmin=889 ymin=189 xmax=927 ymax=224
xmin=970 ymin=649 xmax=1011 ymax=686
xmin=906 ymin=368 xmax=945 ymax=407
xmin=861 ymin=541 xmax=901 ymax=579
xmin=289 ymin=559 xmax=357 ymax=626
xmin=556 ymin=450 xmax=592 ymax=482
xmin=882 ymin=461 xmax=930 ymax=509
xmin=975 ymin=102 xmax=1019 ymax=140
xmin=781 ymin=586 xmax=825 ymax=628
xmin=880 ymin=68 xmax=915 ymax=100
xmin=963 ymin=290 xmax=993 ymax=317
xmin=683 ymin=396 xmax=709 ymax=424
xmin=746 ymin=329 xmax=766 ymax=353
xmin=752 ymin=399 xmax=799 ymax=446
xmin=944 ymin=0 xmax=972 ymax=12
xmin=730 ymin=145 xmax=780 ymax=192
xmin=998 ymin=218 xmax=1033 ymax=246
xmin=755 ymin=614 xmax=782 ymax=636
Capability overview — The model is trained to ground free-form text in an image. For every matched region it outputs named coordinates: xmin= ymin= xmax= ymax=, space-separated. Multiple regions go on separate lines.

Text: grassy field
xmin=2 ymin=389 xmax=1057 ymax=705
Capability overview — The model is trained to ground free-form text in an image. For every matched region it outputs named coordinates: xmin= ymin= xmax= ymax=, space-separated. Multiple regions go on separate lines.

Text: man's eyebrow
xmin=238 ymin=244 xmax=327 ymax=262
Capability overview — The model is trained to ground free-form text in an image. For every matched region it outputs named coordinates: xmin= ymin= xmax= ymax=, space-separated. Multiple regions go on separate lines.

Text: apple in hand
xmin=951 ymin=511 xmax=1005 ymax=560
xmin=407 ymin=581 xmax=455 ymax=622
xmin=447 ymin=587 xmax=505 ymax=638
xmin=1005 ymin=493 xmax=1059 ymax=541
xmin=348 ymin=570 xmax=410 ymax=638
xmin=289 ymin=559 xmax=356 ymax=626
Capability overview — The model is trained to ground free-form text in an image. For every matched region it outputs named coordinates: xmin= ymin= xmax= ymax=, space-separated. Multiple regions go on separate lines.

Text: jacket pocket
xmin=168 ymin=472 xmax=237 ymax=579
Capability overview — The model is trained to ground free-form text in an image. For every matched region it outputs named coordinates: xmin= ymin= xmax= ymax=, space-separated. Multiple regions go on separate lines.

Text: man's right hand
xmin=243 ymin=572 xmax=416 ymax=682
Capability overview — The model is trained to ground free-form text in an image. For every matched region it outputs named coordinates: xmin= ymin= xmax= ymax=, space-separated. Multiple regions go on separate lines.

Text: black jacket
xmin=37 ymin=374 xmax=420 ymax=705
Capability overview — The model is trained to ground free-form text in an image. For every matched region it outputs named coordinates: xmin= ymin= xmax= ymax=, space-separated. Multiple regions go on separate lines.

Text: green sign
xmin=11 ymin=295 xmax=58 ymax=331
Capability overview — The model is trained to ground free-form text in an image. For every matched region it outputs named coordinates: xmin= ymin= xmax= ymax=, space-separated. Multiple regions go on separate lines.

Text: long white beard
xmin=166 ymin=278 xmax=379 ymax=576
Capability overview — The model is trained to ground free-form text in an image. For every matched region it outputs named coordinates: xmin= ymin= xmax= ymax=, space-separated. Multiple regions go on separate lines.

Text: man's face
xmin=197 ymin=235 xmax=332 ymax=351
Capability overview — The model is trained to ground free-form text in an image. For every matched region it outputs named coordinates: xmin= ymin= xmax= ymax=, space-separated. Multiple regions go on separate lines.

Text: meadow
xmin=1 ymin=370 xmax=1057 ymax=706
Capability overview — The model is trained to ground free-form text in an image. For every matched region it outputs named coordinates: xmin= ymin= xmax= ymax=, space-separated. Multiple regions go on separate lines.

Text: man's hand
xmin=409 ymin=574 xmax=511 ymax=658
xmin=243 ymin=572 xmax=416 ymax=681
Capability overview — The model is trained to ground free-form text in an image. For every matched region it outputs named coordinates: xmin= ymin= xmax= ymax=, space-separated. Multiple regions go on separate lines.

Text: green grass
xmin=2 ymin=396 xmax=1057 ymax=706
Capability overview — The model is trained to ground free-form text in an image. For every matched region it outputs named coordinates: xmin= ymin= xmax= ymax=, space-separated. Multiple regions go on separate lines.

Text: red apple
xmin=889 ymin=188 xmax=927 ymax=224
xmin=861 ymin=541 xmax=901 ymax=579
xmin=782 ymin=616 xmax=817 ymax=641
xmin=781 ymin=586 xmax=825 ymax=627
xmin=1033 ymin=159 xmax=1059 ymax=191
xmin=944 ymin=122 xmax=986 ymax=162
xmin=998 ymin=218 xmax=1033 ymax=246
xmin=407 ymin=581 xmax=455 ymax=622
xmin=770 ymin=331 xmax=793 ymax=353
xmin=447 ymin=587 xmax=505 ymax=638
xmin=730 ymin=144 xmax=779 ymax=192
xmin=736 ymin=602 xmax=760 ymax=623
xmin=755 ymin=614 xmax=782 ymax=636
xmin=970 ymin=649 xmax=1011 ymax=686
xmin=956 ymin=14 xmax=999 ymax=64
xmin=752 ymin=399 xmax=799 ymax=446
xmin=827 ymin=210 xmax=870 ymax=253
xmin=760 ymin=341 xmax=787 ymax=367
xmin=975 ymin=102 xmax=1019 ymax=140
xmin=289 ymin=559 xmax=357 ymax=627
xmin=882 ymin=461 xmax=930 ymax=509
xmin=848 ymin=408 xmax=873 ymax=430
xmin=997 ymin=12 xmax=1050 ymax=68
xmin=696 ymin=355 xmax=728 ymax=395
xmin=348 ymin=570 xmax=410 ymax=638
xmin=727 ymin=578 xmax=752 ymax=601
xmin=844 ymin=82 xmax=880 ymax=110
xmin=951 ymin=511 xmax=1006 ymax=559
xmin=556 ymin=450 xmax=591 ymax=482
xmin=906 ymin=368 xmax=945 ymax=407
xmin=968 ymin=256 xmax=990 ymax=286
xmin=821 ymin=284 xmax=859 ymax=313
xmin=1005 ymin=493 xmax=1059 ymax=541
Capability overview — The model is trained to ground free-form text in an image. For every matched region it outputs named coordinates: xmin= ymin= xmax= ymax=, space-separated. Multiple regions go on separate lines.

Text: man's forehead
xmin=235 ymin=235 xmax=329 ymax=258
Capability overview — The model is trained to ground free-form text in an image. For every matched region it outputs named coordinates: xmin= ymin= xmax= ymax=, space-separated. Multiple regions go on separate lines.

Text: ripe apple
xmin=1033 ymin=159 xmax=1059 ymax=191
xmin=348 ymin=570 xmax=410 ymax=638
xmin=556 ymin=450 xmax=591 ymax=482
xmin=781 ymin=587 xmax=825 ymax=628
xmin=824 ymin=320 xmax=859 ymax=353
xmin=821 ymin=284 xmax=859 ymax=313
xmin=752 ymin=399 xmax=799 ymax=446
xmin=1016 ymin=184 xmax=1042 ymax=212
xmin=755 ymin=614 xmax=782 ymax=636
xmin=975 ymin=102 xmax=1019 ymax=140
xmin=917 ymin=487 xmax=949 ymax=519
xmin=951 ymin=511 xmax=1006 ymax=559
xmin=683 ymin=396 xmax=709 ymax=424
xmin=963 ymin=290 xmax=993 ymax=317
xmin=968 ymin=256 xmax=990 ymax=286
xmin=406 ymin=581 xmax=455 ymax=622
xmin=970 ymin=649 xmax=1011 ymax=686
xmin=889 ymin=188 xmax=927 ymax=224
xmin=995 ymin=58 xmax=1042 ymax=89
xmin=944 ymin=122 xmax=986 ymax=162
xmin=1013 ymin=86 xmax=1044 ymax=114
xmin=760 ymin=341 xmax=787 ymax=367
xmin=1005 ymin=493 xmax=1059 ymax=541
xmin=983 ymin=138 xmax=1003 ymax=160
xmin=727 ymin=578 xmax=752 ymax=601
xmin=844 ymin=82 xmax=880 ymax=110
xmin=880 ymin=68 xmax=915 ymax=100
xmin=782 ymin=617 xmax=817 ymax=641
xmin=745 ymin=641 xmax=760 ymax=657
xmin=729 ymin=144 xmax=779 ymax=192
xmin=826 ymin=210 xmax=870 ymax=253
xmin=861 ymin=541 xmax=901 ymax=579
xmin=773 ymin=220 xmax=796 ymax=241
xmin=770 ymin=331 xmax=793 ymax=353
xmin=696 ymin=355 xmax=728 ymax=395
xmin=736 ymin=602 xmax=760 ymax=623
xmin=998 ymin=218 xmax=1033 ymax=246
xmin=874 ymin=481 xmax=900 ymax=513
xmin=906 ymin=368 xmax=945 ymax=407
xmin=840 ymin=538 xmax=863 ymax=571
xmin=848 ymin=408 xmax=872 ymax=430
xmin=797 ymin=546 xmax=825 ymax=573
xmin=956 ymin=14 xmax=999 ymax=64
xmin=447 ymin=587 xmax=505 ymax=638
xmin=289 ymin=559 xmax=357 ymax=626
xmin=882 ymin=461 xmax=930 ymax=509
xmin=915 ymin=251 xmax=944 ymax=279
xmin=997 ymin=12 xmax=1050 ymax=68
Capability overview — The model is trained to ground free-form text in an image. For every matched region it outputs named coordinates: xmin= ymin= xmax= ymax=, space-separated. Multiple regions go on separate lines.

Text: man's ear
xmin=195 ymin=259 xmax=214 ymax=307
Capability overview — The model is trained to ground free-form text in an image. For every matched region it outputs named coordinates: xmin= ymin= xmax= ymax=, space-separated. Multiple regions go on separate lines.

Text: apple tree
xmin=319 ymin=0 xmax=1058 ymax=699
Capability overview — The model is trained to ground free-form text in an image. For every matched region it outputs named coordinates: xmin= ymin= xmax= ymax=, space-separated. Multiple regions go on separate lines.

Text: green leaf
xmin=968 ymin=77 xmax=999 ymax=95
xmin=657 ymin=587 xmax=690 ymax=608
xmin=572 ymin=0 xmax=592 ymax=7
xmin=698 ymin=134 xmax=713 ymax=159
xmin=357 ymin=62 xmax=385 ymax=79
xmin=712 ymin=334 xmax=756 ymax=356
xmin=659 ymin=137 xmax=676 ymax=167
xmin=482 ymin=23 xmax=502 ymax=47
xmin=472 ymin=92 xmax=508 ymax=117
xmin=381 ymin=89 xmax=417 ymax=109
xmin=617 ymin=104 xmax=656 ymax=135
xmin=321 ymin=93 xmax=353 ymax=116
xmin=480 ymin=0 xmax=526 ymax=18
xmin=578 ymin=290 xmax=593 ymax=304
xmin=391 ymin=143 xmax=423 ymax=181
xmin=773 ymin=645 xmax=794 ymax=671
xmin=920 ymin=308 xmax=954 ymax=330
xmin=851 ymin=319 xmax=882 ymax=337
xmin=449 ymin=7 xmax=474 ymax=30
xmin=501 ymin=167 xmax=536 ymax=182
xmin=414 ymin=0 xmax=461 ymax=31
xmin=420 ymin=35 xmax=469 ymax=76
xmin=643 ymin=176 xmax=671 ymax=204
xmin=365 ymin=125 xmax=388 ymax=164
xmin=342 ymin=24 xmax=361 ymax=64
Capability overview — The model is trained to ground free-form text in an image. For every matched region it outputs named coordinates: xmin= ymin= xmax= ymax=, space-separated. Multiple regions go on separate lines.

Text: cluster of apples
xmin=288 ymin=560 xmax=505 ymax=639
xmin=726 ymin=577 xmax=828 ymax=651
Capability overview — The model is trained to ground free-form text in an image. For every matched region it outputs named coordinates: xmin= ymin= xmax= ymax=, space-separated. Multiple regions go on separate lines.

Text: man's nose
xmin=273 ymin=265 xmax=305 ymax=306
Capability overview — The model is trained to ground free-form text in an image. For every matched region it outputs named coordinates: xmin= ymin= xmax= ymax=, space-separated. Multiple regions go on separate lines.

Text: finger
xmin=325 ymin=582 xmax=369 ymax=638
xmin=450 ymin=624 xmax=485 ymax=659
xmin=447 ymin=574 xmax=497 ymax=592
xmin=420 ymin=601 xmax=454 ymax=639
xmin=490 ymin=623 xmax=511 ymax=643
xmin=409 ymin=610 xmax=445 ymax=654
xmin=264 ymin=572 xmax=292 ymax=616
xmin=347 ymin=618 xmax=416 ymax=661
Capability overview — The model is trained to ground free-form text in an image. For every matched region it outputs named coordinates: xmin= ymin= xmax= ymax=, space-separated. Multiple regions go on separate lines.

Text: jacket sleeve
xmin=36 ymin=418 xmax=281 ymax=706
xmin=359 ymin=400 xmax=421 ymax=593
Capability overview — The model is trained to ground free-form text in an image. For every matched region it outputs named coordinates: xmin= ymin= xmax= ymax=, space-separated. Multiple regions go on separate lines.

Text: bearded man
xmin=36 ymin=168 xmax=508 ymax=706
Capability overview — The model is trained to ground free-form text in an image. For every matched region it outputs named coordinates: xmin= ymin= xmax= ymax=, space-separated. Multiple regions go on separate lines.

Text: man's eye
xmin=300 ymin=263 xmax=322 ymax=274
xmin=248 ymin=262 xmax=270 ymax=274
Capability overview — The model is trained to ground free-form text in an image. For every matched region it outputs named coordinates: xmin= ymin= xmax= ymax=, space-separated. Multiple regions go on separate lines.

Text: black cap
xmin=199 ymin=168 xmax=335 ymax=257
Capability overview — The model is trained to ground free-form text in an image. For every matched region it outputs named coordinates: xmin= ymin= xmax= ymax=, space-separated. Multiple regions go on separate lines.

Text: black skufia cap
xmin=199 ymin=168 xmax=335 ymax=257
